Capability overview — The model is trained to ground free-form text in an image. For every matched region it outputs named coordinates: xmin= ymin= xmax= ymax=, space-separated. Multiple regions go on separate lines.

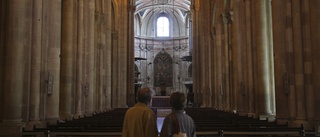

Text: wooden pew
xmin=185 ymin=108 xmax=307 ymax=137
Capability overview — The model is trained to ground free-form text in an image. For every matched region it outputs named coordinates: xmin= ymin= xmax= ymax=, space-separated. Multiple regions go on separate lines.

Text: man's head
xmin=137 ymin=87 xmax=153 ymax=104
xmin=170 ymin=92 xmax=186 ymax=110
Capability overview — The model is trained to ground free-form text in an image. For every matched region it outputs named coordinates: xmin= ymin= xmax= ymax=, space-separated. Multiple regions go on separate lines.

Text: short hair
xmin=170 ymin=92 xmax=186 ymax=110
xmin=137 ymin=87 xmax=153 ymax=104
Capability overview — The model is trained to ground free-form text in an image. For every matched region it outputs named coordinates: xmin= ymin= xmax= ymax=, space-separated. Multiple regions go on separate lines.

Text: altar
xmin=151 ymin=96 xmax=171 ymax=108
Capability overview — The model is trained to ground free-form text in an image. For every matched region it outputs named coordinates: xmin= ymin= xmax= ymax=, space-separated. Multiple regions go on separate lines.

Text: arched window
xmin=157 ymin=16 xmax=169 ymax=37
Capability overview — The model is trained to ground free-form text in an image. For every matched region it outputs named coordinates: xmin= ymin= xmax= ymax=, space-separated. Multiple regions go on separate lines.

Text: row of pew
xmin=23 ymin=108 xmax=128 ymax=136
xmin=22 ymin=108 xmax=315 ymax=137
xmin=186 ymin=108 xmax=309 ymax=137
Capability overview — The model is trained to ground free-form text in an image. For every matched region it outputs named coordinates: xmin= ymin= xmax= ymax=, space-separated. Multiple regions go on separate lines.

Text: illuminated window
xmin=157 ymin=17 xmax=169 ymax=37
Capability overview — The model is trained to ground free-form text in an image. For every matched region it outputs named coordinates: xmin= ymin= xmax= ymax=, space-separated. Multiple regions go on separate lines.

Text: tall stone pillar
xmin=310 ymin=0 xmax=320 ymax=124
xmin=215 ymin=0 xmax=224 ymax=109
xmin=45 ymin=0 xmax=62 ymax=123
xmin=272 ymin=0 xmax=290 ymax=123
xmin=191 ymin=0 xmax=201 ymax=107
xmin=301 ymin=0 xmax=314 ymax=126
xmin=85 ymin=0 xmax=95 ymax=115
xmin=75 ymin=0 xmax=84 ymax=117
xmin=60 ymin=0 xmax=75 ymax=120
xmin=95 ymin=3 xmax=101 ymax=111
xmin=232 ymin=0 xmax=245 ymax=115
xmin=111 ymin=31 xmax=119 ymax=108
xmin=285 ymin=0 xmax=297 ymax=122
xmin=245 ymin=0 xmax=255 ymax=116
xmin=222 ymin=13 xmax=230 ymax=111
xmin=199 ymin=32 xmax=206 ymax=107
xmin=100 ymin=17 xmax=107 ymax=111
xmin=117 ymin=0 xmax=128 ymax=108
xmin=253 ymin=0 xmax=273 ymax=118
xmin=207 ymin=1 xmax=214 ymax=108
xmin=199 ymin=0 xmax=209 ymax=107
xmin=266 ymin=0 xmax=275 ymax=115
xmin=291 ymin=0 xmax=307 ymax=125
xmin=29 ymin=0 xmax=43 ymax=124
xmin=2 ymin=0 xmax=26 ymax=128
xmin=0 ymin=0 xmax=5 ymax=123
xmin=127 ymin=0 xmax=136 ymax=107
xmin=105 ymin=0 xmax=112 ymax=110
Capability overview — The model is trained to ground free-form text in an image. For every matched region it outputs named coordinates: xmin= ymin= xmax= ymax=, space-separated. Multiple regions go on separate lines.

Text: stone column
xmin=127 ymin=1 xmax=136 ymax=107
xmin=253 ymin=0 xmax=272 ymax=117
xmin=301 ymin=0 xmax=314 ymax=126
xmin=85 ymin=0 xmax=95 ymax=115
xmin=95 ymin=4 xmax=102 ymax=111
xmin=266 ymin=0 xmax=275 ymax=116
xmin=232 ymin=0 xmax=246 ymax=115
xmin=110 ymin=0 xmax=119 ymax=108
xmin=272 ymin=0 xmax=290 ymax=123
xmin=75 ymin=0 xmax=84 ymax=117
xmin=45 ymin=0 xmax=62 ymax=123
xmin=60 ymin=0 xmax=75 ymax=120
xmin=111 ymin=31 xmax=119 ymax=108
xmin=117 ymin=0 xmax=128 ymax=108
xmin=207 ymin=0 xmax=214 ymax=108
xmin=105 ymin=0 xmax=112 ymax=110
xmin=215 ymin=0 xmax=223 ymax=109
xmin=222 ymin=13 xmax=230 ymax=111
xmin=100 ymin=17 xmax=107 ymax=111
xmin=199 ymin=0 xmax=209 ymax=107
xmin=0 ymin=0 xmax=5 ymax=122
xmin=310 ymin=0 xmax=320 ymax=124
xmin=29 ymin=0 xmax=43 ymax=123
xmin=2 ymin=0 xmax=26 ymax=125
xmin=199 ymin=3 xmax=204 ymax=107
xmin=191 ymin=0 xmax=201 ymax=107
xmin=245 ymin=0 xmax=255 ymax=116
xmin=285 ymin=0 xmax=297 ymax=121
xmin=292 ymin=0 xmax=307 ymax=125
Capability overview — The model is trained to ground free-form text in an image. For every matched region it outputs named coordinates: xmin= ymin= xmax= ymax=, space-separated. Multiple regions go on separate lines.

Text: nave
xmin=2 ymin=0 xmax=320 ymax=135
xmin=20 ymin=108 xmax=317 ymax=137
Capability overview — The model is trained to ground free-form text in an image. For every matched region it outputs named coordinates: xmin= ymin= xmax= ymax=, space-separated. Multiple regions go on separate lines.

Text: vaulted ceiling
xmin=135 ymin=0 xmax=190 ymax=19
xmin=134 ymin=0 xmax=191 ymax=38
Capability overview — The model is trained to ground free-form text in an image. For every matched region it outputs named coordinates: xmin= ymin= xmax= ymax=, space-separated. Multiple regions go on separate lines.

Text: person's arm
xmin=144 ymin=111 xmax=159 ymax=137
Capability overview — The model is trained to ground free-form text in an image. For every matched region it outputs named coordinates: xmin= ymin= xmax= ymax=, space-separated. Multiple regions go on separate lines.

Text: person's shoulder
xmin=125 ymin=105 xmax=140 ymax=113
xmin=185 ymin=114 xmax=195 ymax=120
xmin=145 ymin=107 xmax=156 ymax=113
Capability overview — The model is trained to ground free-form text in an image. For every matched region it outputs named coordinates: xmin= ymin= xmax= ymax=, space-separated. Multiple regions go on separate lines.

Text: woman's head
xmin=170 ymin=92 xmax=186 ymax=110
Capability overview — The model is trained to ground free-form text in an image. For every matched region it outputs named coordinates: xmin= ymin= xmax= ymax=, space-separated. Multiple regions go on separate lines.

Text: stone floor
xmin=156 ymin=108 xmax=171 ymax=132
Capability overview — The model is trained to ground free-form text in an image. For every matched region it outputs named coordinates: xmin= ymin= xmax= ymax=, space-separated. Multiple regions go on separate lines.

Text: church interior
xmin=1 ymin=0 xmax=320 ymax=136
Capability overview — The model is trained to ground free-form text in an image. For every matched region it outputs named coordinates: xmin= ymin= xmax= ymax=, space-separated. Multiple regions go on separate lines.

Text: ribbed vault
xmin=135 ymin=0 xmax=191 ymax=37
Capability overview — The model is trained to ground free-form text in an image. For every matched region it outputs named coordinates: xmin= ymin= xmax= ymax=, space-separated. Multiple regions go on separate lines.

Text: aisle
xmin=156 ymin=108 xmax=171 ymax=132
xmin=157 ymin=117 xmax=165 ymax=133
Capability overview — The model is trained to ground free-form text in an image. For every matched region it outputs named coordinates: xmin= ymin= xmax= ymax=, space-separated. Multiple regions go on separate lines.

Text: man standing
xmin=122 ymin=87 xmax=158 ymax=137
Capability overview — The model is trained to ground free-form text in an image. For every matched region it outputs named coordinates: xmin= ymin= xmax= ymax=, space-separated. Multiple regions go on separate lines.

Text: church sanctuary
xmin=1 ymin=0 xmax=320 ymax=136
